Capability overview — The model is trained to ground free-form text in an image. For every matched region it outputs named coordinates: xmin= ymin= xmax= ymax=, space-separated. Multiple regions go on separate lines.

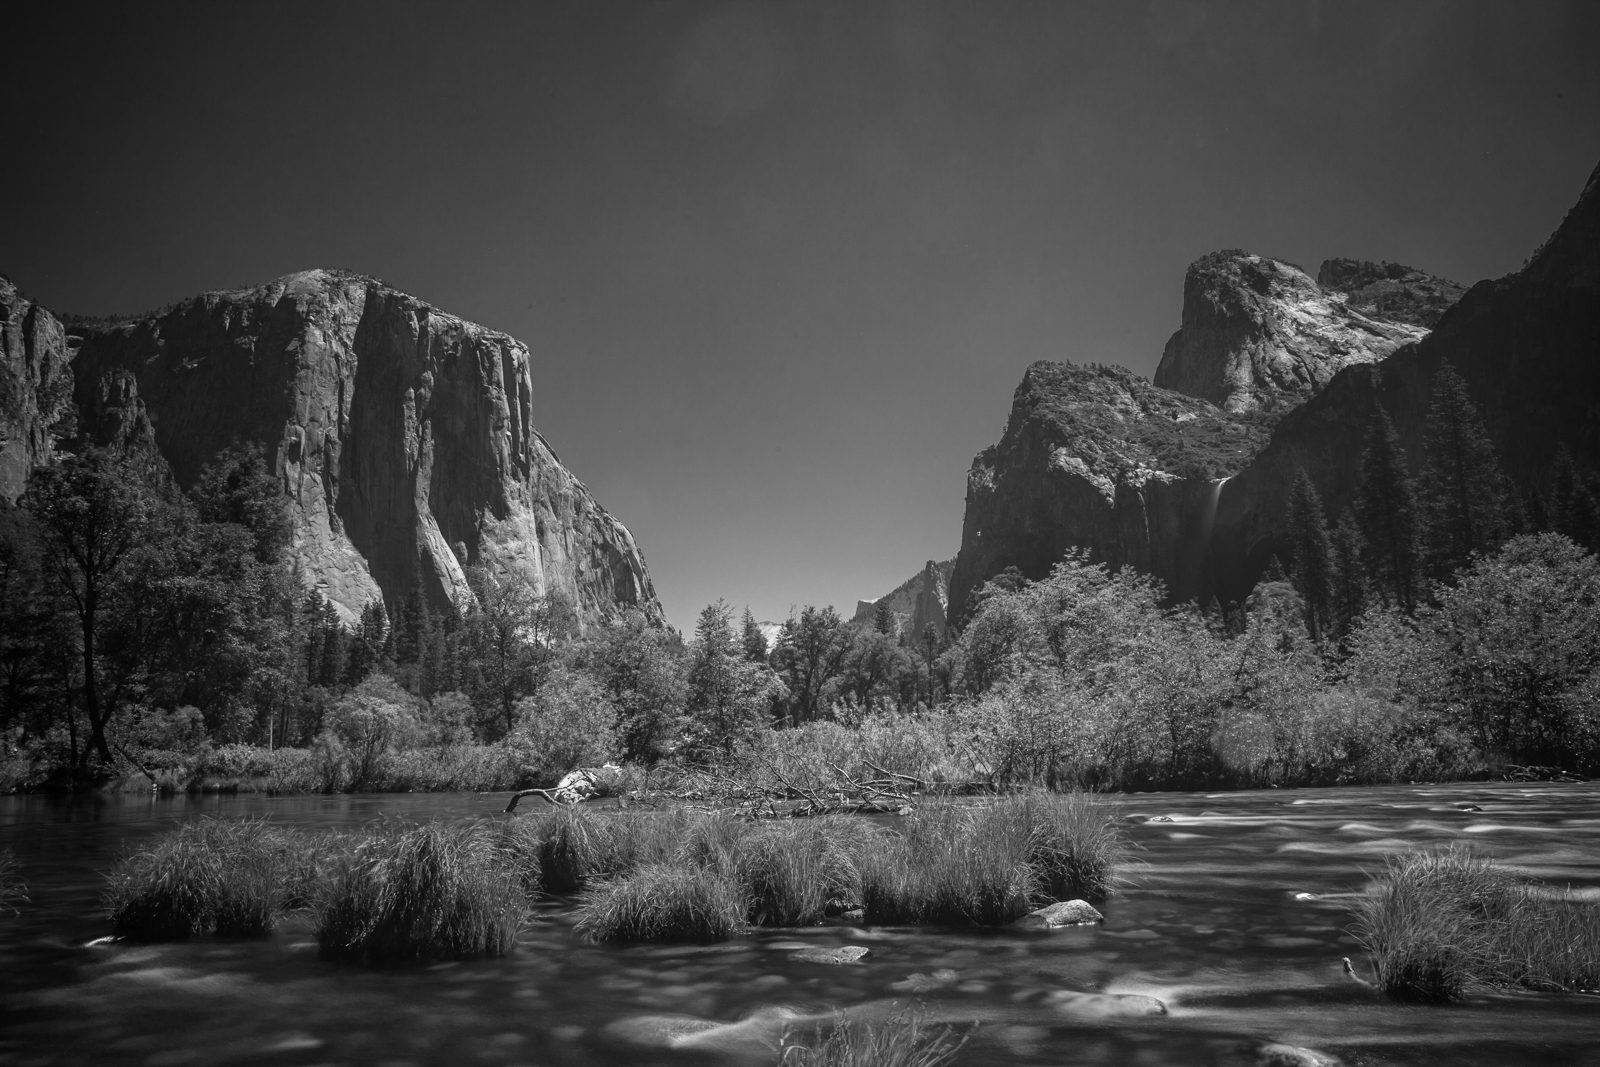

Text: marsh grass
xmin=778 ymin=1010 xmax=967 ymax=1067
xmin=737 ymin=818 xmax=873 ymax=926
xmin=316 ymin=822 xmax=522 ymax=964
xmin=1355 ymin=847 xmax=1600 ymax=1000
xmin=573 ymin=861 xmax=746 ymax=942
xmin=0 ymin=849 xmax=27 ymax=916
xmin=104 ymin=818 xmax=287 ymax=939
xmin=999 ymin=791 xmax=1124 ymax=902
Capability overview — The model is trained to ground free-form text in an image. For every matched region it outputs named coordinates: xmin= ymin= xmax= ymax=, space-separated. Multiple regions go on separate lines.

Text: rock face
xmin=946 ymin=361 xmax=1271 ymax=621
xmin=1317 ymin=258 xmax=1466 ymax=328
xmin=1153 ymin=251 xmax=1438 ymax=413
xmin=1211 ymin=159 xmax=1600 ymax=598
xmin=853 ymin=558 xmax=953 ymax=639
xmin=0 ymin=276 xmax=76 ymax=502
xmin=64 ymin=269 xmax=662 ymax=626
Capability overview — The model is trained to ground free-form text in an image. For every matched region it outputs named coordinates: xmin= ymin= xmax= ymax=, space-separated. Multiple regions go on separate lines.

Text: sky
xmin=4 ymin=1 xmax=1598 ymax=628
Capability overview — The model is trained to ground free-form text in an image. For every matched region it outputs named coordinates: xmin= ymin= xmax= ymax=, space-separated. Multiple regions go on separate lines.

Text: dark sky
xmin=4 ymin=1 xmax=1598 ymax=627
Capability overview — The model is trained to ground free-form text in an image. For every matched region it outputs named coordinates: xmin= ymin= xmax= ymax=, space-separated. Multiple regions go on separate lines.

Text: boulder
xmin=1257 ymin=1043 xmax=1342 ymax=1067
xmin=1014 ymin=900 xmax=1104 ymax=928
xmin=790 ymin=945 xmax=870 ymax=965
xmin=1045 ymin=990 xmax=1167 ymax=1018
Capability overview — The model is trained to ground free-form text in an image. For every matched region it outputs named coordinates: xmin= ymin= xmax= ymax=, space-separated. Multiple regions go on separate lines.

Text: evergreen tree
xmin=739 ymin=607 xmax=769 ymax=664
xmin=873 ymin=599 xmax=895 ymax=636
xmin=1285 ymin=469 xmax=1334 ymax=643
xmin=1419 ymin=362 xmax=1511 ymax=576
xmin=315 ymin=599 xmax=345 ymax=688
xmin=1327 ymin=509 xmax=1368 ymax=640
xmin=1550 ymin=448 xmax=1598 ymax=551
xmin=1357 ymin=410 xmax=1422 ymax=613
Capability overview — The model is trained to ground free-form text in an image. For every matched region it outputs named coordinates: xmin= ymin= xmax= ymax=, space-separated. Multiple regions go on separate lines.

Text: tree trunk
xmin=80 ymin=592 xmax=114 ymax=766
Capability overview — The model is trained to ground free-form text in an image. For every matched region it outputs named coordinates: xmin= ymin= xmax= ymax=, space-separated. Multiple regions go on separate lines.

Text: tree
xmin=873 ymin=599 xmax=895 ymax=636
xmin=683 ymin=600 xmax=779 ymax=759
xmin=740 ymin=607 xmax=769 ymax=664
xmin=1285 ymin=469 xmax=1334 ymax=643
xmin=1356 ymin=410 xmax=1422 ymax=614
xmin=460 ymin=567 xmax=569 ymax=739
xmin=1327 ymin=509 xmax=1368 ymax=641
xmin=771 ymin=605 xmax=850 ymax=723
xmin=23 ymin=449 xmax=155 ymax=767
xmin=1419 ymin=362 xmax=1511 ymax=577
xmin=1550 ymin=448 xmax=1598 ymax=551
xmin=839 ymin=626 xmax=912 ymax=713
xmin=576 ymin=609 xmax=687 ymax=763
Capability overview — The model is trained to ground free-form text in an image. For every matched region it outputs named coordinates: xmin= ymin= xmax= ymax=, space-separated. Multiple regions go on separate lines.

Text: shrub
xmin=1354 ymin=846 xmax=1600 ymax=1000
xmin=862 ymin=801 xmax=1034 ymax=926
xmin=574 ymin=861 xmax=746 ymax=943
xmin=316 ymin=822 xmax=522 ymax=964
xmin=104 ymin=819 xmax=287 ymax=939
xmin=506 ymin=667 xmax=619 ymax=785
xmin=779 ymin=1009 xmax=967 ymax=1067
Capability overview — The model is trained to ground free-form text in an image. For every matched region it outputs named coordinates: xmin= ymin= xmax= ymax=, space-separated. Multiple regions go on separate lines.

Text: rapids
xmin=3 ymin=782 xmax=1598 ymax=1066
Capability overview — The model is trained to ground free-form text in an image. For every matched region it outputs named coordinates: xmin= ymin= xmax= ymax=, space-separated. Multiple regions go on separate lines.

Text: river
xmin=3 ymin=782 xmax=1599 ymax=1067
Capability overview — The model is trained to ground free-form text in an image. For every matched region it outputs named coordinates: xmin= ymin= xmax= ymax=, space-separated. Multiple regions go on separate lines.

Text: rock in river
xmin=790 ymin=945 xmax=870 ymax=965
xmin=1046 ymin=990 xmax=1167 ymax=1018
xmin=1257 ymin=1043 xmax=1342 ymax=1067
xmin=1014 ymin=900 xmax=1104 ymax=928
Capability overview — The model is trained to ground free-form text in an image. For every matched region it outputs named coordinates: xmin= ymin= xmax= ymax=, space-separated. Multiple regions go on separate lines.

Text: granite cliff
xmin=1210 ymin=159 xmax=1600 ymax=596
xmin=950 ymin=250 xmax=1465 ymax=621
xmin=1153 ymin=251 xmax=1456 ymax=413
xmin=38 ymin=269 xmax=660 ymax=627
xmin=854 ymin=558 xmax=953 ymax=640
xmin=0 ymin=276 xmax=76 ymax=501
xmin=951 ymin=159 xmax=1598 ymax=621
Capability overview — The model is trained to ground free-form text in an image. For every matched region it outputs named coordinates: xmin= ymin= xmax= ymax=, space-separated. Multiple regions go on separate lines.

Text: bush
xmin=574 ymin=861 xmax=746 ymax=943
xmin=104 ymin=819 xmax=288 ymax=939
xmin=1354 ymin=847 xmax=1600 ymax=1000
xmin=779 ymin=1009 xmax=967 ymax=1067
xmin=316 ymin=822 xmax=522 ymax=964
xmin=506 ymin=667 xmax=619 ymax=785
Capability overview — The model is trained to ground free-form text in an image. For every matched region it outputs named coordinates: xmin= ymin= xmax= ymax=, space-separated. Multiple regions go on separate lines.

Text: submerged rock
xmin=1014 ymin=900 xmax=1104 ymax=928
xmin=1257 ymin=1043 xmax=1342 ymax=1067
xmin=605 ymin=1007 xmax=809 ymax=1050
xmin=1045 ymin=990 xmax=1167 ymax=1018
xmin=891 ymin=968 xmax=960 ymax=993
xmin=790 ymin=945 xmax=870 ymax=965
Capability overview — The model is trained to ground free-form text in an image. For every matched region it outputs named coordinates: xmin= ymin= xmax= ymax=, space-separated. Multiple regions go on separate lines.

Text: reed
xmin=316 ymin=822 xmax=522 ymax=964
xmin=573 ymin=861 xmax=746 ymax=943
xmin=778 ymin=1010 xmax=967 ymax=1067
xmin=998 ymin=790 xmax=1124 ymax=902
xmin=104 ymin=818 xmax=286 ymax=939
xmin=1354 ymin=846 xmax=1600 ymax=1000
xmin=737 ymin=818 xmax=872 ymax=926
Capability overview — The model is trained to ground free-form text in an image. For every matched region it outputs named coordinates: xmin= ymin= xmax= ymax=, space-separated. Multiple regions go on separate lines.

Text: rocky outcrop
xmin=0 ymin=276 xmax=76 ymax=502
xmin=1154 ymin=252 xmax=1438 ymax=413
xmin=1317 ymin=258 xmax=1466 ymax=328
xmin=1210 ymin=159 xmax=1600 ymax=599
xmin=853 ymin=558 xmax=953 ymax=639
xmin=65 ymin=269 xmax=661 ymax=626
xmin=947 ymin=361 xmax=1270 ymax=621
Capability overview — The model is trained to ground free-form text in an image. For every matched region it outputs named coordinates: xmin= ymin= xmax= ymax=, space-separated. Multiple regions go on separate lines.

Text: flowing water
xmin=3 ymin=783 xmax=1599 ymax=1067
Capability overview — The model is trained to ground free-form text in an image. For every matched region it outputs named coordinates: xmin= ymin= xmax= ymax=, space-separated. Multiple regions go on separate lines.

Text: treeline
xmin=2 ymin=359 xmax=1597 ymax=792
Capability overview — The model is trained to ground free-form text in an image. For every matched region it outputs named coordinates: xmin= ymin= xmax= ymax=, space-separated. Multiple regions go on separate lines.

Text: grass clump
xmin=862 ymin=801 xmax=1035 ymax=926
xmin=1355 ymin=846 xmax=1600 ymax=1001
xmin=316 ymin=822 xmax=522 ymax=964
xmin=738 ymin=818 xmax=872 ymax=926
xmin=779 ymin=1010 xmax=967 ymax=1067
xmin=104 ymin=818 xmax=288 ymax=939
xmin=1000 ymin=791 xmax=1123 ymax=902
xmin=573 ymin=861 xmax=746 ymax=943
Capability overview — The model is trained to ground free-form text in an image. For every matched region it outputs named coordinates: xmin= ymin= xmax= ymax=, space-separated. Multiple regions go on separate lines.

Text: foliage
xmin=315 ymin=821 xmax=521 ymax=964
xmin=860 ymin=800 xmax=1036 ymax=926
xmin=1419 ymin=362 xmax=1512 ymax=576
xmin=1357 ymin=410 xmax=1422 ymax=614
xmin=1286 ymin=469 xmax=1334 ymax=643
xmin=573 ymin=860 xmax=746 ymax=943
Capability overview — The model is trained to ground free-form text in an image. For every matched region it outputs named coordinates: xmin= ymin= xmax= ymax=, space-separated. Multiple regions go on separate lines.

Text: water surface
xmin=3 ymin=783 xmax=1599 ymax=1066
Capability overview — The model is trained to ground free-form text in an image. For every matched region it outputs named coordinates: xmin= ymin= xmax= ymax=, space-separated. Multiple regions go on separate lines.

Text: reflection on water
xmin=3 ymin=784 xmax=1600 ymax=1066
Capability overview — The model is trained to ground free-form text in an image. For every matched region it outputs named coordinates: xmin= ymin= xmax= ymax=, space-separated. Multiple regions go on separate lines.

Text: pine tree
xmin=1328 ymin=509 xmax=1367 ymax=640
xmin=873 ymin=599 xmax=895 ymax=636
xmin=1551 ymin=449 xmax=1599 ymax=550
xmin=740 ymin=607 xmax=768 ymax=664
xmin=315 ymin=600 xmax=345 ymax=687
xmin=1419 ymin=362 xmax=1510 ymax=577
xmin=1285 ymin=469 xmax=1334 ymax=643
xmin=1357 ymin=410 xmax=1422 ymax=613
